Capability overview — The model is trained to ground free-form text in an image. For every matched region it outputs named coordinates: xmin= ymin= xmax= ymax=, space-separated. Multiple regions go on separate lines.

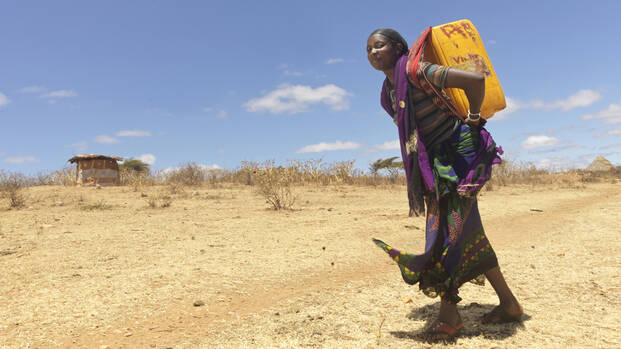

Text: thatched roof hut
xmin=68 ymin=154 xmax=122 ymax=186
xmin=586 ymin=156 xmax=615 ymax=172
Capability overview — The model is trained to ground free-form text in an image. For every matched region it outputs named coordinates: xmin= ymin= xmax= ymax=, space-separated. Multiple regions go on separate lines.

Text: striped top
xmin=389 ymin=62 xmax=460 ymax=148
xmin=412 ymin=62 xmax=460 ymax=148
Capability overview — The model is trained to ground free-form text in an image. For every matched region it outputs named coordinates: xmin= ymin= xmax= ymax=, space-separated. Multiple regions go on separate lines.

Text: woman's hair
xmin=370 ymin=28 xmax=409 ymax=55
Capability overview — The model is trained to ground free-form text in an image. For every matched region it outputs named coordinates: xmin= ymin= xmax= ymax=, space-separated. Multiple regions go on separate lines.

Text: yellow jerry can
xmin=425 ymin=19 xmax=505 ymax=119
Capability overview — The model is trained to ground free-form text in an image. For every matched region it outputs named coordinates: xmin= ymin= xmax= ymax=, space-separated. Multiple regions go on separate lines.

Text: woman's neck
xmin=384 ymin=68 xmax=394 ymax=85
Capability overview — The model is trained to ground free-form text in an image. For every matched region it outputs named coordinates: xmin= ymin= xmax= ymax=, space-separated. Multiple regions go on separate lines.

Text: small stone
xmin=141 ymin=192 xmax=148 ymax=198
xmin=100 ymin=346 xmax=110 ymax=349
xmin=331 ymin=262 xmax=334 ymax=266
xmin=322 ymin=246 xmax=326 ymax=251
xmin=193 ymin=191 xmax=200 ymax=196
xmin=55 ymin=201 xmax=64 ymax=206
xmin=124 ymin=332 xmax=132 ymax=337
xmin=193 ymin=300 xmax=205 ymax=307
xmin=96 ymin=184 xmax=102 ymax=189
xmin=274 ymin=312 xmax=280 ymax=316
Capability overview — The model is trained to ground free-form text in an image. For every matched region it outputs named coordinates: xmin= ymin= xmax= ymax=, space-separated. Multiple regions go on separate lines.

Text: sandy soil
xmin=1 ymin=182 xmax=620 ymax=348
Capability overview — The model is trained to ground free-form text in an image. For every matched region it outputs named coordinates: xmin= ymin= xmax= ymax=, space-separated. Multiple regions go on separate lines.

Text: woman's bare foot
xmin=482 ymin=301 xmax=523 ymax=324
xmin=484 ymin=267 xmax=523 ymax=323
xmin=424 ymin=299 xmax=463 ymax=341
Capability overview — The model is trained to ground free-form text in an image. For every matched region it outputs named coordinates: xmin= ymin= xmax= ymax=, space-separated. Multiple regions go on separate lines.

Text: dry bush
xmin=164 ymin=163 xmax=207 ymax=186
xmin=120 ymin=168 xmax=152 ymax=191
xmin=47 ymin=166 xmax=78 ymax=186
xmin=255 ymin=161 xmax=297 ymax=210
xmin=232 ymin=161 xmax=260 ymax=186
xmin=80 ymin=199 xmax=113 ymax=211
xmin=489 ymin=160 xmax=620 ymax=189
xmin=146 ymin=192 xmax=173 ymax=208
xmin=0 ymin=171 xmax=27 ymax=209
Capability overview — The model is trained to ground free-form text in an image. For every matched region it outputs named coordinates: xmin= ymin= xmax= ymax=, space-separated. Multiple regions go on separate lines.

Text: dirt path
xmin=2 ymin=183 xmax=621 ymax=348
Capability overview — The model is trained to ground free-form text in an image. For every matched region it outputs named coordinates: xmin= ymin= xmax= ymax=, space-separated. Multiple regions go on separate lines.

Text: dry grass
xmin=102 ymin=159 xmax=621 ymax=191
xmin=0 ymin=161 xmax=620 ymax=348
xmin=0 ymin=182 xmax=620 ymax=348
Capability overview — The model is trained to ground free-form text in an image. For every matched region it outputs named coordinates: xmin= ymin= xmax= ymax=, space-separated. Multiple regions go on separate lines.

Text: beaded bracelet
xmin=466 ymin=110 xmax=481 ymax=123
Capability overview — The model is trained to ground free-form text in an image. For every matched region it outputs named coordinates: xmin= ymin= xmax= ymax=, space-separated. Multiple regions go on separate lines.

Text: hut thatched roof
xmin=68 ymin=154 xmax=122 ymax=163
xmin=586 ymin=156 xmax=615 ymax=172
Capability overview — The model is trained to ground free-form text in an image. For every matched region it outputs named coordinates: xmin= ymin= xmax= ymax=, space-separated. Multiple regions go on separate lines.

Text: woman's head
xmin=367 ymin=28 xmax=408 ymax=72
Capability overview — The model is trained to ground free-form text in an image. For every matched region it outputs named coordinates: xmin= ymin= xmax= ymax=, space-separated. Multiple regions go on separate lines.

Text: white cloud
xmin=160 ymin=163 xmax=221 ymax=174
xmin=600 ymin=142 xmax=621 ymax=150
xmin=68 ymin=141 xmax=88 ymax=152
xmin=374 ymin=140 xmax=400 ymax=151
xmin=18 ymin=85 xmax=46 ymax=94
xmin=199 ymin=164 xmax=221 ymax=170
xmin=326 ymin=58 xmax=345 ymax=64
xmin=4 ymin=156 xmax=39 ymax=164
xmin=283 ymin=70 xmax=303 ymax=76
xmin=607 ymin=128 xmax=621 ymax=136
xmin=245 ymin=83 xmax=352 ymax=114
xmin=489 ymin=97 xmax=522 ymax=121
xmin=542 ymin=89 xmax=602 ymax=111
xmin=491 ymin=90 xmax=602 ymax=122
xmin=582 ymin=102 xmax=621 ymax=124
xmin=93 ymin=135 xmax=120 ymax=144
xmin=0 ymin=92 xmax=9 ymax=107
xmin=296 ymin=140 xmax=362 ymax=153
xmin=41 ymin=89 xmax=78 ymax=99
xmin=521 ymin=135 xmax=560 ymax=150
xmin=137 ymin=153 xmax=156 ymax=165
xmin=116 ymin=130 xmax=151 ymax=137
xmin=535 ymin=157 xmax=580 ymax=171
xmin=203 ymin=107 xmax=228 ymax=118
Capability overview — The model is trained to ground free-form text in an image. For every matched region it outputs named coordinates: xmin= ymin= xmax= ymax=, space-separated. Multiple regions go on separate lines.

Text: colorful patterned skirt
xmin=374 ymin=124 xmax=500 ymax=303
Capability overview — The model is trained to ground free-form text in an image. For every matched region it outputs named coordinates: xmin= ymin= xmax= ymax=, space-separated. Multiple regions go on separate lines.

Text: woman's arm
xmin=444 ymin=69 xmax=485 ymax=123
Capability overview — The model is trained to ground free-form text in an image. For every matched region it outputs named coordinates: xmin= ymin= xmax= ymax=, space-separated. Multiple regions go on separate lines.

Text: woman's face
xmin=367 ymin=34 xmax=401 ymax=72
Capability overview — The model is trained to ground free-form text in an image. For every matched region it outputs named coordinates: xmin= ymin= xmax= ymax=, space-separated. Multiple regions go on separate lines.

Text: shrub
xmin=119 ymin=159 xmax=150 ymax=172
xmin=165 ymin=162 xmax=206 ymax=186
xmin=80 ymin=199 xmax=112 ymax=211
xmin=49 ymin=166 xmax=78 ymax=186
xmin=255 ymin=161 xmax=297 ymax=210
xmin=147 ymin=193 xmax=173 ymax=208
xmin=0 ymin=171 xmax=27 ymax=209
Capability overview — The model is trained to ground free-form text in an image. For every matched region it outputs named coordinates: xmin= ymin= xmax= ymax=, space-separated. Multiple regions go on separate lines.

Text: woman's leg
xmin=484 ymin=266 xmax=523 ymax=319
xmin=438 ymin=299 xmax=462 ymax=327
xmin=425 ymin=299 xmax=463 ymax=340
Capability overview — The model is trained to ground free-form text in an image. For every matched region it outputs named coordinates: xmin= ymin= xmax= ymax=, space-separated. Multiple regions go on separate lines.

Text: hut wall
xmin=76 ymin=159 xmax=120 ymax=186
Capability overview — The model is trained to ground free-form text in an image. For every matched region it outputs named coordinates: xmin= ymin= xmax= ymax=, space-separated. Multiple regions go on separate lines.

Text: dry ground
xmin=1 ymin=182 xmax=620 ymax=348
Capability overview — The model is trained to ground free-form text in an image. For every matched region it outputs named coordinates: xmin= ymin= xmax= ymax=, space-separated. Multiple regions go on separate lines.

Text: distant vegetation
xmin=119 ymin=159 xmax=150 ymax=172
xmin=1 ymin=159 xmax=619 ymax=210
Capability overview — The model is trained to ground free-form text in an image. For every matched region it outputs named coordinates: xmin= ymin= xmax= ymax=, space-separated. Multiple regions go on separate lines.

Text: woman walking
xmin=367 ymin=28 xmax=522 ymax=341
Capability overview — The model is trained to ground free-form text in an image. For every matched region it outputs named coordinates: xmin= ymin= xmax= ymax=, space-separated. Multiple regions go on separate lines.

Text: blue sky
xmin=2 ymin=0 xmax=621 ymax=174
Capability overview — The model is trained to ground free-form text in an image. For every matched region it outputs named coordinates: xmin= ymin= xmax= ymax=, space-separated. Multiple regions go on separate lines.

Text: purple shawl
xmin=380 ymin=55 xmax=431 ymax=216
